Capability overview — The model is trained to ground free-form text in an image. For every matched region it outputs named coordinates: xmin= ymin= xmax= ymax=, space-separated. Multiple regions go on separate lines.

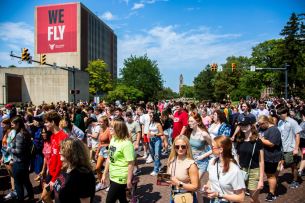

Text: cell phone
xmin=192 ymin=187 xmax=208 ymax=194
xmin=157 ymin=173 xmax=171 ymax=186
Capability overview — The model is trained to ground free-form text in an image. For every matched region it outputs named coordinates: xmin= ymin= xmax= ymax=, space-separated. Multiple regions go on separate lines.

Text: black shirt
xmin=54 ymin=168 xmax=95 ymax=203
xmin=258 ymin=126 xmax=283 ymax=163
xmin=236 ymin=139 xmax=264 ymax=169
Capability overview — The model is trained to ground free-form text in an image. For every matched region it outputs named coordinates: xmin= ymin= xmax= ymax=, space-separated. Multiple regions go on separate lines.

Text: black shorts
xmin=264 ymin=162 xmax=279 ymax=174
xmin=299 ymin=138 xmax=305 ymax=148
xmin=45 ymin=173 xmax=53 ymax=185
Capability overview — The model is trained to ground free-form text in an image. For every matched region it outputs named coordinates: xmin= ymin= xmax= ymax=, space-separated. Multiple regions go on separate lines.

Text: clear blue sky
xmin=0 ymin=0 xmax=304 ymax=92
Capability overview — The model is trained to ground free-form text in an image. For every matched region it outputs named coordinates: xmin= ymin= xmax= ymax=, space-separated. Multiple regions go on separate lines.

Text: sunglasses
xmin=175 ymin=145 xmax=187 ymax=150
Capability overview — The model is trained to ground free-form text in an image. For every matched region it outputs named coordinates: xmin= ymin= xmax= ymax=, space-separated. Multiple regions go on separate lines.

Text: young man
xmin=88 ymin=107 xmax=97 ymax=120
xmin=36 ymin=105 xmax=49 ymax=118
xmin=277 ymin=106 xmax=302 ymax=188
xmin=126 ymin=112 xmax=142 ymax=175
xmin=115 ymin=108 xmax=127 ymax=122
xmin=41 ymin=111 xmax=68 ymax=203
xmin=94 ymin=107 xmax=104 ymax=121
xmin=258 ymin=101 xmax=269 ymax=117
xmin=231 ymin=102 xmax=256 ymax=141
xmin=172 ymin=102 xmax=188 ymax=140
xmin=4 ymin=104 xmax=16 ymax=119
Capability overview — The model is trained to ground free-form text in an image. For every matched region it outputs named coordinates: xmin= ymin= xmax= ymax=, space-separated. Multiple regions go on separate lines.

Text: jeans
xmin=150 ymin=136 xmax=162 ymax=172
xmin=13 ymin=161 xmax=34 ymax=203
xmin=170 ymin=191 xmax=197 ymax=203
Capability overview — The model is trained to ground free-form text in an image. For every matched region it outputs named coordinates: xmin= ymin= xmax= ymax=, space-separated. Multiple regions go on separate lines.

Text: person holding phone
xmin=166 ymin=135 xmax=199 ymax=203
xmin=202 ymin=135 xmax=245 ymax=203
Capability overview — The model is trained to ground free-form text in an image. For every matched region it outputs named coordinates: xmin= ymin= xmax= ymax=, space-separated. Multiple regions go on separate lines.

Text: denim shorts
xmin=98 ymin=146 xmax=109 ymax=158
xmin=193 ymin=151 xmax=209 ymax=172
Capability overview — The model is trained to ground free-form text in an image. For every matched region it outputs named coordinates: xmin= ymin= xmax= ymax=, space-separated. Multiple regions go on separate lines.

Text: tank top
xmin=190 ymin=132 xmax=206 ymax=151
xmin=149 ymin=122 xmax=159 ymax=135
xmin=208 ymin=123 xmax=220 ymax=140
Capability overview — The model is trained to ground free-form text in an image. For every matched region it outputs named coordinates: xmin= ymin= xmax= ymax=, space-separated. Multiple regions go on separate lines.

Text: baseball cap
xmin=239 ymin=116 xmax=253 ymax=125
xmin=5 ymin=104 xmax=12 ymax=108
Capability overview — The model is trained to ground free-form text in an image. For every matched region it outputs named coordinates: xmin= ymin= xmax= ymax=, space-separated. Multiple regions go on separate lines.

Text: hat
xmin=5 ymin=104 xmax=12 ymax=108
xmin=220 ymin=101 xmax=226 ymax=105
xmin=239 ymin=116 xmax=253 ymax=125
xmin=33 ymin=117 xmax=43 ymax=121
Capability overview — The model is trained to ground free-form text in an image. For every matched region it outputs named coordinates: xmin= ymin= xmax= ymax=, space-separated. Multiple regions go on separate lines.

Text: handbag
xmin=236 ymin=142 xmax=256 ymax=181
xmin=171 ymin=157 xmax=193 ymax=203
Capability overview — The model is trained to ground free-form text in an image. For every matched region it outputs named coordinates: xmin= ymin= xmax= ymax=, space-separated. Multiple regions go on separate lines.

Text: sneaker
xmin=162 ymin=151 xmax=168 ymax=155
xmin=106 ymin=186 xmax=110 ymax=192
xmin=168 ymin=146 xmax=172 ymax=151
xmin=142 ymin=153 xmax=148 ymax=159
xmin=95 ymin=183 xmax=104 ymax=192
xmin=3 ymin=190 xmax=17 ymax=199
xmin=289 ymin=181 xmax=299 ymax=189
xmin=159 ymin=164 xmax=163 ymax=172
xmin=150 ymin=171 xmax=158 ymax=176
xmin=133 ymin=168 xmax=141 ymax=175
xmin=245 ymin=189 xmax=250 ymax=196
xmin=265 ymin=192 xmax=277 ymax=201
xmin=298 ymin=169 xmax=305 ymax=177
xmin=161 ymin=149 xmax=165 ymax=153
xmin=146 ymin=156 xmax=154 ymax=164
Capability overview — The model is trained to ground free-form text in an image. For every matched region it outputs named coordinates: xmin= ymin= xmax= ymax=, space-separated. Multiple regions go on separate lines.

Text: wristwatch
xmin=218 ymin=192 xmax=223 ymax=199
xmin=179 ymin=182 xmax=183 ymax=188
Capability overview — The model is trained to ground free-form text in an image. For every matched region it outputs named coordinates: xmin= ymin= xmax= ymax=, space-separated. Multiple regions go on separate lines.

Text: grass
xmin=232 ymin=101 xmax=239 ymax=105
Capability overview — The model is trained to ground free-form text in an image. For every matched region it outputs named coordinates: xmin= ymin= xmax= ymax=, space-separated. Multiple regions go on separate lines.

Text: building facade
xmin=34 ymin=2 xmax=117 ymax=79
xmin=179 ymin=74 xmax=183 ymax=95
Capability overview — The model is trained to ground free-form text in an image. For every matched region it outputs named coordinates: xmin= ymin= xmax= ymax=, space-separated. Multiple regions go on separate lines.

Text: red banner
xmin=37 ymin=3 xmax=77 ymax=54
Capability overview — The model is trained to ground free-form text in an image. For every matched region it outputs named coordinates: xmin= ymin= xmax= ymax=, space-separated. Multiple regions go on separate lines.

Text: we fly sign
xmin=37 ymin=3 xmax=77 ymax=54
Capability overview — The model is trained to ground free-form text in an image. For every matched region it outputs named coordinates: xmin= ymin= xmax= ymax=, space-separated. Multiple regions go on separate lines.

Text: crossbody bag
xmin=171 ymin=157 xmax=193 ymax=203
xmin=236 ymin=142 xmax=256 ymax=181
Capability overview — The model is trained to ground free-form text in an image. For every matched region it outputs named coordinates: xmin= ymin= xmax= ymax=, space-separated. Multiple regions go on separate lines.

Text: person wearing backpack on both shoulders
xmin=7 ymin=117 xmax=34 ymax=203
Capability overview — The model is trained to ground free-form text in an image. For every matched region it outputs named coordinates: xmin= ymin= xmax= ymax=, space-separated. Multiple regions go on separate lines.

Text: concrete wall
xmin=0 ymin=67 xmax=89 ymax=105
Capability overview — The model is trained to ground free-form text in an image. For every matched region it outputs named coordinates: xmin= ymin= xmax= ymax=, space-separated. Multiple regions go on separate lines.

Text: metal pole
xmin=2 ymin=85 xmax=6 ymax=105
xmin=72 ymin=66 xmax=75 ymax=104
xmin=285 ymin=63 xmax=288 ymax=99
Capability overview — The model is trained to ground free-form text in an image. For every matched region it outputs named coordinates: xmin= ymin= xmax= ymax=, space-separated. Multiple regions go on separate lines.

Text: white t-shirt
xmin=91 ymin=124 xmax=101 ymax=148
xmin=140 ymin=114 xmax=150 ymax=134
xmin=257 ymin=109 xmax=269 ymax=117
xmin=207 ymin=158 xmax=246 ymax=196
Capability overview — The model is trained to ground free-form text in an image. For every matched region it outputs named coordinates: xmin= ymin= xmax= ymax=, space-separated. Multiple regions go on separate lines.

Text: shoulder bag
xmin=236 ymin=142 xmax=256 ymax=181
xmin=171 ymin=157 xmax=193 ymax=203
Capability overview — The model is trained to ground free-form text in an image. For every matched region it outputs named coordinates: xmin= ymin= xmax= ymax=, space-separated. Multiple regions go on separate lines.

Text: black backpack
xmin=29 ymin=140 xmax=39 ymax=160
xmin=169 ymin=117 xmax=173 ymax=128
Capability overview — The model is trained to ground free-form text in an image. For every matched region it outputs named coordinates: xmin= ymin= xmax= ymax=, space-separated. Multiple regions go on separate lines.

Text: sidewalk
xmin=1 ymin=150 xmax=305 ymax=203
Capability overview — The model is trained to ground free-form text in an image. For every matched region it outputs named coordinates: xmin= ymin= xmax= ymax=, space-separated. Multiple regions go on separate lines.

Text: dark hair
xmin=11 ymin=117 xmax=31 ymax=141
xmin=116 ymin=108 xmax=122 ymax=112
xmin=126 ymin=112 xmax=132 ymax=117
xmin=88 ymin=107 xmax=94 ymax=112
xmin=74 ymin=106 xmax=82 ymax=114
xmin=43 ymin=111 xmax=62 ymax=126
xmin=86 ymin=117 xmax=97 ymax=128
xmin=150 ymin=112 xmax=161 ymax=124
xmin=277 ymin=106 xmax=289 ymax=115
xmin=42 ymin=105 xmax=49 ymax=111
xmin=236 ymin=124 xmax=258 ymax=143
xmin=62 ymin=115 xmax=73 ymax=132
xmin=242 ymin=102 xmax=251 ymax=111
xmin=215 ymin=110 xmax=228 ymax=124
xmin=175 ymin=102 xmax=183 ymax=107
xmin=50 ymin=105 xmax=55 ymax=110
xmin=300 ymin=109 xmax=305 ymax=117
xmin=41 ymin=126 xmax=52 ymax=142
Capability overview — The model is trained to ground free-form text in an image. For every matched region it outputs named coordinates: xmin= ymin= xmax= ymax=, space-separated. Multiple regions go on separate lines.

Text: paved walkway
xmin=1 ymin=149 xmax=305 ymax=203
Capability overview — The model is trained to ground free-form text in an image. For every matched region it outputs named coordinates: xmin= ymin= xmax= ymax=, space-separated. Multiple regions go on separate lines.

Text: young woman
xmin=166 ymin=107 xmax=174 ymax=146
xmin=137 ymin=107 xmax=153 ymax=163
xmin=161 ymin=109 xmax=171 ymax=155
xmin=208 ymin=111 xmax=221 ymax=140
xmin=148 ymin=112 xmax=164 ymax=176
xmin=24 ymin=107 xmax=35 ymax=136
xmin=95 ymin=116 xmax=111 ymax=192
xmin=202 ymin=135 xmax=245 ymax=203
xmin=86 ymin=117 xmax=101 ymax=163
xmin=7 ymin=117 xmax=34 ymax=203
xmin=166 ymin=135 xmax=199 ymax=203
xmin=60 ymin=115 xmax=84 ymax=140
xmin=37 ymin=127 xmax=52 ymax=182
xmin=185 ymin=113 xmax=212 ymax=203
xmin=215 ymin=110 xmax=231 ymax=137
xmin=54 ymin=138 xmax=95 ymax=203
xmin=236 ymin=117 xmax=264 ymax=203
xmin=257 ymin=115 xmax=282 ymax=201
xmin=201 ymin=108 xmax=212 ymax=128
xmin=102 ymin=118 xmax=135 ymax=203
xmin=1 ymin=118 xmax=17 ymax=199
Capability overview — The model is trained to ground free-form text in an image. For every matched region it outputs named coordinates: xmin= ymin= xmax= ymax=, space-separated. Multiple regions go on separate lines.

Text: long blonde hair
xmin=257 ymin=115 xmax=275 ymax=126
xmin=112 ymin=119 xmax=129 ymax=141
xmin=167 ymin=135 xmax=194 ymax=168
xmin=26 ymin=107 xmax=34 ymax=117
xmin=60 ymin=137 xmax=93 ymax=173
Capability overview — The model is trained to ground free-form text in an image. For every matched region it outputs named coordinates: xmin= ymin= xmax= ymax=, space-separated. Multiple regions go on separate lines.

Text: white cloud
xmin=218 ymin=26 xmax=222 ymax=28
xmin=118 ymin=25 xmax=256 ymax=73
xmin=141 ymin=0 xmax=169 ymax=3
xmin=6 ymin=44 xmax=20 ymax=51
xmin=99 ymin=11 xmax=118 ymax=20
xmin=185 ymin=8 xmax=194 ymax=11
xmin=131 ymin=3 xmax=145 ymax=10
xmin=0 ymin=22 xmax=34 ymax=45
xmin=259 ymin=33 xmax=268 ymax=36
xmin=125 ymin=11 xmax=138 ymax=19
xmin=120 ymin=0 xmax=130 ymax=5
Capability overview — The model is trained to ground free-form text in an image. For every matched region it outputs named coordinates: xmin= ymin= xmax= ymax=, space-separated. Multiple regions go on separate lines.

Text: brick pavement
xmin=1 ymin=149 xmax=305 ymax=203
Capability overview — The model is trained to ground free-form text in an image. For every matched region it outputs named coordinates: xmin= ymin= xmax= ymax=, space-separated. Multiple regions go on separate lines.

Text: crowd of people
xmin=0 ymin=96 xmax=304 ymax=203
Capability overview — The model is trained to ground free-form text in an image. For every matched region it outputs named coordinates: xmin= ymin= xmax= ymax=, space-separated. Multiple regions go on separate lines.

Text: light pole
xmin=2 ymin=85 xmax=6 ymax=105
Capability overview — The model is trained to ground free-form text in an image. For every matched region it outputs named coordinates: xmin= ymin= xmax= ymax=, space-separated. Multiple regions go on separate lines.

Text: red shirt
xmin=49 ymin=131 xmax=68 ymax=183
xmin=172 ymin=110 xmax=188 ymax=139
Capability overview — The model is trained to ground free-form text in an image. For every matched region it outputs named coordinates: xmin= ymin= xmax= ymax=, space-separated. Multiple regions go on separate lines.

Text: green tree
xmin=180 ymin=85 xmax=194 ymax=98
xmin=86 ymin=59 xmax=112 ymax=95
xmin=106 ymin=85 xmax=144 ymax=104
xmin=193 ymin=64 xmax=216 ymax=101
xmin=119 ymin=54 xmax=164 ymax=102
xmin=8 ymin=65 xmax=16 ymax=67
